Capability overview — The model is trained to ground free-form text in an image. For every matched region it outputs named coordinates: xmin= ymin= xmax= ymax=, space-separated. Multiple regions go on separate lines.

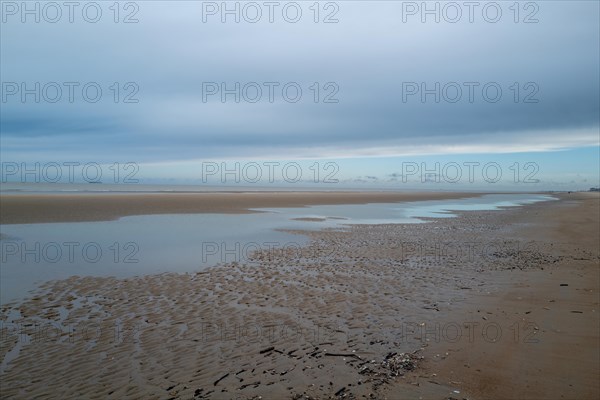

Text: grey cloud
xmin=1 ymin=1 xmax=598 ymax=163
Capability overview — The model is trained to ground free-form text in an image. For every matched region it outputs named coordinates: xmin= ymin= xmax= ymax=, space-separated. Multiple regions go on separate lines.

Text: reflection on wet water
xmin=253 ymin=194 xmax=556 ymax=225
xmin=0 ymin=194 xmax=555 ymax=303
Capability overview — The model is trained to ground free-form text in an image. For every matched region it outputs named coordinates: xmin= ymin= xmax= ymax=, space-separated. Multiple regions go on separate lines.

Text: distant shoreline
xmin=0 ymin=191 xmax=495 ymax=224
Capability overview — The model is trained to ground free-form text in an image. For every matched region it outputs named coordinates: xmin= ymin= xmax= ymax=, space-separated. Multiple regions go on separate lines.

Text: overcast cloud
xmin=1 ymin=1 xmax=599 ymax=170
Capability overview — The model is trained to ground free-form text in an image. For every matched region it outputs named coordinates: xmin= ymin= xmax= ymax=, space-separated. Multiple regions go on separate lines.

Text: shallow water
xmin=253 ymin=193 xmax=556 ymax=225
xmin=0 ymin=194 xmax=556 ymax=303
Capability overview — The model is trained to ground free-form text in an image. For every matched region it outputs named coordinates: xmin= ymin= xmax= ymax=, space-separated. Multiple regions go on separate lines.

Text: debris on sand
xmin=259 ymin=346 xmax=275 ymax=354
xmin=213 ymin=373 xmax=229 ymax=386
xmin=380 ymin=351 xmax=422 ymax=377
xmin=355 ymin=348 xmax=424 ymax=395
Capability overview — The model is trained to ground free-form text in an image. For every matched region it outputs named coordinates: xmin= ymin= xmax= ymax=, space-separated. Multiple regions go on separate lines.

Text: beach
xmin=0 ymin=191 xmax=598 ymax=399
xmin=0 ymin=191 xmax=485 ymax=224
xmin=4 ymin=0 xmax=598 ymax=397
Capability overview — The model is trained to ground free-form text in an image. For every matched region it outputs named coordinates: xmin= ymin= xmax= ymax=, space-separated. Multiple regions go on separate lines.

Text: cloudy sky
xmin=1 ymin=1 xmax=599 ymax=189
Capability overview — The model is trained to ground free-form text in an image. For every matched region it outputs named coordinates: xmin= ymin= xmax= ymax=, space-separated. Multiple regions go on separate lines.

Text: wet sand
xmin=417 ymin=192 xmax=600 ymax=399
xmin=0 ymin=192 xmax=598 ymax=399
xmin=0 ymin=191 xmax=484 ymax=224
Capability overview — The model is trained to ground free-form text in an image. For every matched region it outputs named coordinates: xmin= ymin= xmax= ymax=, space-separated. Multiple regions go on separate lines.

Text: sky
xmin=1 ymin=0 xmax=599 ymax=190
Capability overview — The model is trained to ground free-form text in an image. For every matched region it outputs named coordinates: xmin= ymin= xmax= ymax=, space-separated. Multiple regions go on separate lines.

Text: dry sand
xmin=0 ymin=192 xmax=598 ymax=399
